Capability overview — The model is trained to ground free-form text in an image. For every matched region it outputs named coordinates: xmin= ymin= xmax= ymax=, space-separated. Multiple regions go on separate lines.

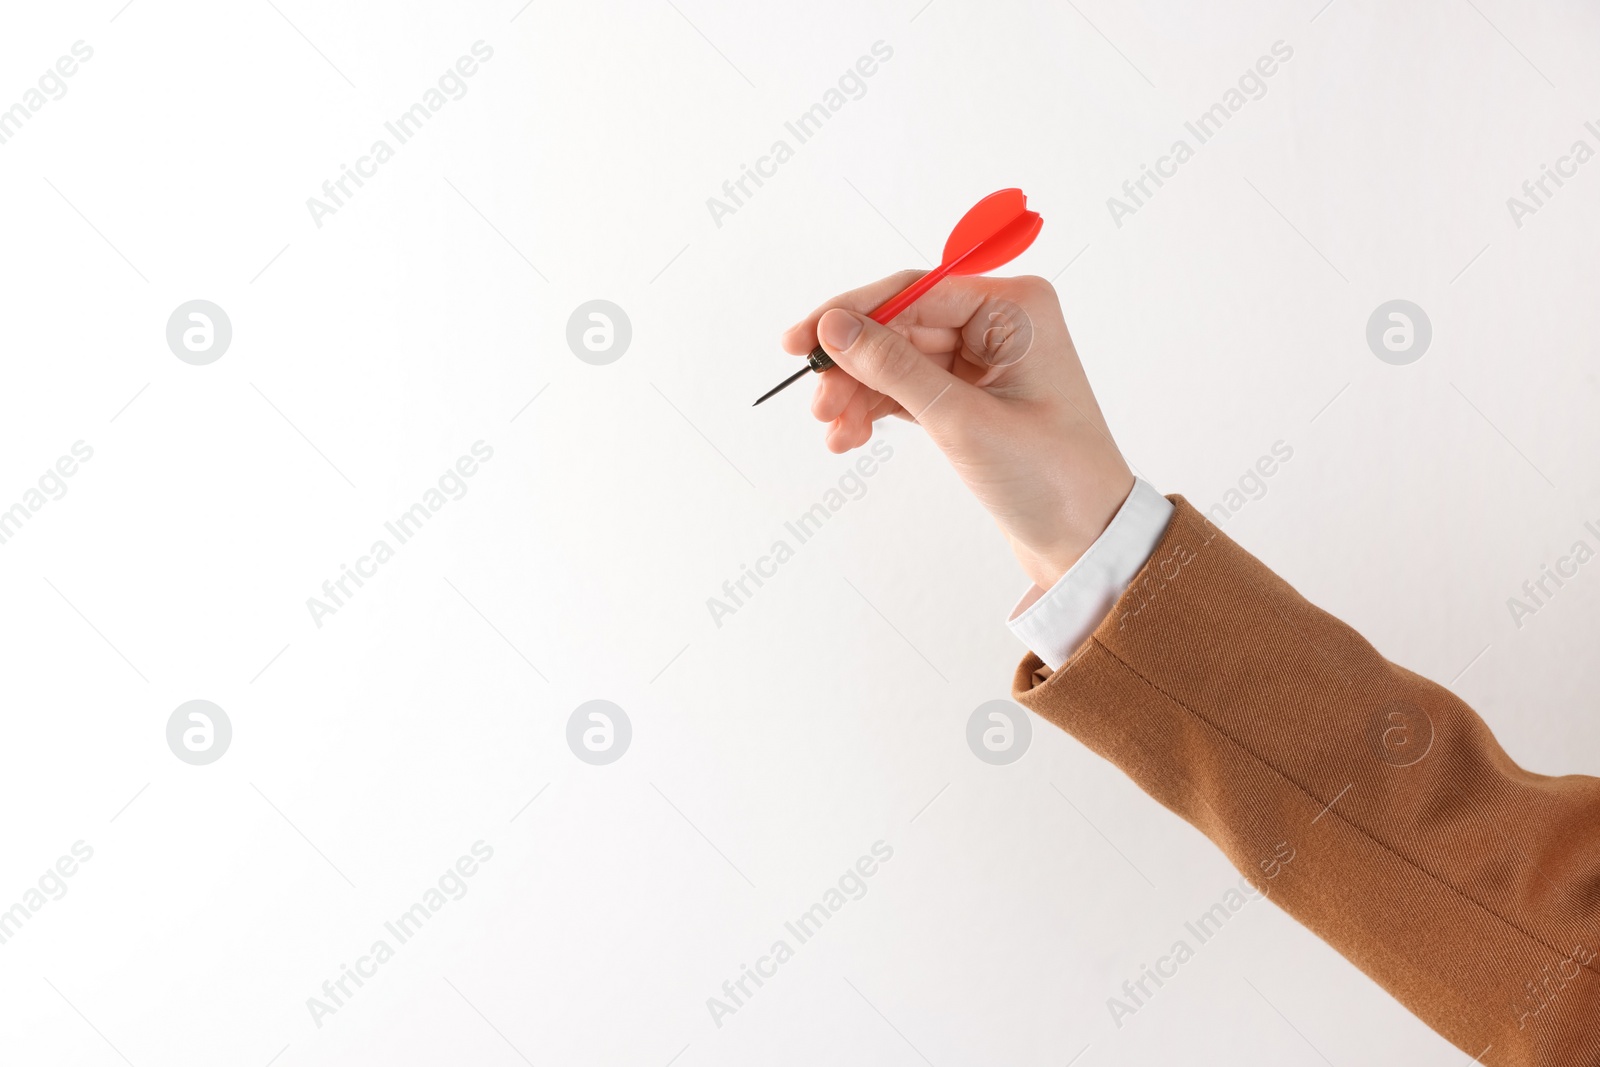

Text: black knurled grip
xmin=807 ymin=345 xmax=836 ymax=372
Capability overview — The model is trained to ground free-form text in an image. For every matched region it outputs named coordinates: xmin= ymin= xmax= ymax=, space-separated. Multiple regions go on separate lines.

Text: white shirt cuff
xmin=1006 ymin=478 xmax=1175 ymax=670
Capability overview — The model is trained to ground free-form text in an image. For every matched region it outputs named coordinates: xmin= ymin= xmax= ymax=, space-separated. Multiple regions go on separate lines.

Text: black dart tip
xmin=752 ymin=365 xmax=811 ymax=406
xmin=754 ymin=346 xmax=836 ymax=406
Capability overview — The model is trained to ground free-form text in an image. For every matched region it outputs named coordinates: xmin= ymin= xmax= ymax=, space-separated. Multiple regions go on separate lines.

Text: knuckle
xmin=856 ymin=328 xmax=908 ymax=378
xmin=967 ymin=296 xmax=1036 ymax=369
xmin=1009 ymin=274 xmax=1057 ymax=303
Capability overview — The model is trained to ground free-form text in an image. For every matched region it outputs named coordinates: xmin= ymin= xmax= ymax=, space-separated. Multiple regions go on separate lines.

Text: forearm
xmin=1014 ymin=497 xmax=1600 ymax=1066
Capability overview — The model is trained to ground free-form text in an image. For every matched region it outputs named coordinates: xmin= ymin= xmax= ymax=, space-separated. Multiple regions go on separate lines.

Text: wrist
xmin=1014 ymin=472 xmax=1137 ymax=590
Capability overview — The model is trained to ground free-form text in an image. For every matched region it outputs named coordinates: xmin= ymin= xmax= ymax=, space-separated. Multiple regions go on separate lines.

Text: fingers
xmin=955 ymin=292 xmax=1040 ymax=384
xmin=781 ymin=270 xmax=926 ymax=354
xmin=781 ymin=271 xmax=1016 ymax=354
xmin=821 ymin=386 xmax=905 ymax=450
xmin=865 ymin=393 xmax=903 ymax=422
xmin=825 ymin=380 xmax=876 ymax=452
xmin=815 ymin=308 xmax=975 ymax=434
xmin=809 ymin=327 xmax=957 ymax=424
xmin=779 ymin=270 xmax=1054 ymax=452
xmin=810 ymin=367 xmax=860 ymax=423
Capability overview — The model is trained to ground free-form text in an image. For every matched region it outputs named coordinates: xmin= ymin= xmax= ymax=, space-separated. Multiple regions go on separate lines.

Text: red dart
xmin=754 ymin=188 xmax=1045 ymax=406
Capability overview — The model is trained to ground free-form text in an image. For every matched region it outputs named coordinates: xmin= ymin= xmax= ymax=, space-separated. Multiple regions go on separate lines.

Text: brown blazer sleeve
xmin=1013 ymin=495 xmax=1600 ymax=1066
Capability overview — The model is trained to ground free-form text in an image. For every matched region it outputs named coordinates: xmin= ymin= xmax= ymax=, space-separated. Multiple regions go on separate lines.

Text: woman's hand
xmin=781 ymin=271 xmax=1135 ymax=591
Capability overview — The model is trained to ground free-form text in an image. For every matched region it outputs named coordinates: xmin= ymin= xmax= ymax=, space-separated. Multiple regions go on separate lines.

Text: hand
xmin=780 ymin=271 xmax=1135 ymax=591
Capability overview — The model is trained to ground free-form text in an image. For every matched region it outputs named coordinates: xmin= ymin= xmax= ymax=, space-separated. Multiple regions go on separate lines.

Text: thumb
xmin=816 ymin=308 xmax=972 ymax=430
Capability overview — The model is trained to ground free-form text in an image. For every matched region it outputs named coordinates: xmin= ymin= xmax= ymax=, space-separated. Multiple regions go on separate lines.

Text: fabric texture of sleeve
xmin=1013 ymin=495 xmax=1600 ymax=1066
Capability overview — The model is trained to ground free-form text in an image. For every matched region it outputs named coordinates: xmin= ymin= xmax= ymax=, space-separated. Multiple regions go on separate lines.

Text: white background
xmin=2 ymin=0 xmax=1598 ymax=1064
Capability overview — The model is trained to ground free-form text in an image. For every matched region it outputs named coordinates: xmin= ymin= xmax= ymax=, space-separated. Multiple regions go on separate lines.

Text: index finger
xmin=779 ymin=270 xmax=1007 ymax=354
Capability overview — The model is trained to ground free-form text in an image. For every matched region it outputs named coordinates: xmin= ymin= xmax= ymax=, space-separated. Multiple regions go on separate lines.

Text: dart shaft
xmin=751 ymin=364 xmax=812 ymax=406
xmin=868 ymin=261 xmax=954 ymax=326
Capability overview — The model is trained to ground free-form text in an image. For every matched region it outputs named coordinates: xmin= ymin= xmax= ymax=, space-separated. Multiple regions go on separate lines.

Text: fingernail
xmin=818 ymin=309 xmax=862 ymax=351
